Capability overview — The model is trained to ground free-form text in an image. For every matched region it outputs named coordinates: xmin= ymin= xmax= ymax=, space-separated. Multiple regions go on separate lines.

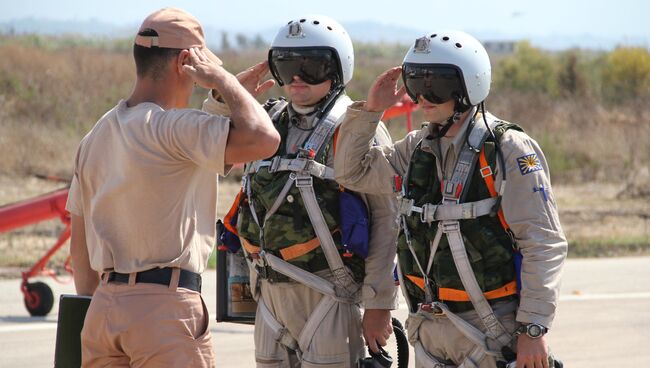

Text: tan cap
xmin=135 ymin=7 xmax=205 ymax=49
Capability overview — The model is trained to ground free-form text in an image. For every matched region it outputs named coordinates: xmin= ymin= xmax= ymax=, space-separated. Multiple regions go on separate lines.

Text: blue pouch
xmin=339 ymin=189 xmax=370 ymax=258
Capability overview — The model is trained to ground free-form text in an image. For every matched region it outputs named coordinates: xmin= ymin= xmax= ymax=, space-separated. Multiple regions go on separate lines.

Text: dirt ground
xmin=1 ymin=173 xmax=648 ymax=276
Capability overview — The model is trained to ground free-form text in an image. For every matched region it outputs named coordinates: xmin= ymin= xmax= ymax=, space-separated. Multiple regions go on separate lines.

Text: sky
xmin=0 ymin=0 xmax=647 ymax=48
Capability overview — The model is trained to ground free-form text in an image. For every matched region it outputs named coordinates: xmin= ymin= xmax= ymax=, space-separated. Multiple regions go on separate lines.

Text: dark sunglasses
xmin=402 ymin=63 xmax=465 ymax=104
xmin=269 ymin=48 xmax=339 ymax=86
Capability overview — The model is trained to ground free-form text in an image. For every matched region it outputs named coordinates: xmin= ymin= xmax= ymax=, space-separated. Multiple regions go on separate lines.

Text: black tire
xmin=24 ymin=281 xmax=54 ymax=316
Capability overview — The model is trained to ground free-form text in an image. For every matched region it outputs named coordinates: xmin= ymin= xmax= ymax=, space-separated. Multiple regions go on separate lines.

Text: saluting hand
xmin=182 ymin=47 xmax=228 ymax=89
xmin=364 ymin=66 xmax=406 ymax=113
xmin=236 ymin=61 xmax=276 ymax=98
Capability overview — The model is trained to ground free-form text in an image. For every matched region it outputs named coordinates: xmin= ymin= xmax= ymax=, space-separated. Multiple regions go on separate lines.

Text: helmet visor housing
xmin=402 ymin=63 xmax=466 ymax=105
xmin=269 ymin=48 xmax=341 ymax=86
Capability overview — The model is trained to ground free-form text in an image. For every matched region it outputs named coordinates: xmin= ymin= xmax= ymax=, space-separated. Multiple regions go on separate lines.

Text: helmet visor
xmin=402 ymin=63 xmax=465 ymax=104
xmin=269 ymin=48 xmax=339 ymax=85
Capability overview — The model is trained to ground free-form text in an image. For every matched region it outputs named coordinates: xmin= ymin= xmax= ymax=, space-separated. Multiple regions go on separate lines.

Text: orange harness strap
xmin=332 ymin=125 xmax=341 ymax=156
xmin=279 ymin=237 xmax=321 ymax=260
xmin=241 ymin=238 xmax=261 ymax=255
xmin=223 ymin=189 xmax=244 ymax=235
xmin=478 ymin=148 xmax=510 ymax=232
xmin=241 ymin=230 xmax=340 ymax=261
xmin=405 ymin=275 xmax=517 ymax=302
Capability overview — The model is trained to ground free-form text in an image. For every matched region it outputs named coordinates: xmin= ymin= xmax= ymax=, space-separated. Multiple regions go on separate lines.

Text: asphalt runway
xmin=1 ymin=256 xmax=649 ymax=367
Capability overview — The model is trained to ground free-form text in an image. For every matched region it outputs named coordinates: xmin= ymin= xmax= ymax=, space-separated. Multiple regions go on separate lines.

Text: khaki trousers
xmin=406 ymin=301 xmax=518 ymax=368
xmin=254 ymin=279 xmax=364 ymax=368
xmin=81 ymin=278 xmax=214 ymax=368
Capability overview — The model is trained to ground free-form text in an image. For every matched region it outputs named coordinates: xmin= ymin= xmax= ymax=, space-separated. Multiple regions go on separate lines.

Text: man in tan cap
xmin=67 ymin=7 xmax=279 ymax=367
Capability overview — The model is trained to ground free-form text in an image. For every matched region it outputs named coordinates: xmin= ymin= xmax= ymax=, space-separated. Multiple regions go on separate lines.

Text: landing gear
xmin=23 ymin=281 xmax=54 ymax=316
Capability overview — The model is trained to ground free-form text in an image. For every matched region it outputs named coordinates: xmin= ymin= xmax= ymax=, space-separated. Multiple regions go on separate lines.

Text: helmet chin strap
xmin=313 ymin=84 xmax=345 ymax=119
xmin=431 ymin=103 xmax=463 ymax=138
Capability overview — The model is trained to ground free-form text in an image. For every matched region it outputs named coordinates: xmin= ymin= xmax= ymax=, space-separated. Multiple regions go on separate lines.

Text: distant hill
xmin=1 ymin=17 xmax=646 ymax=51
xmin=0 ymin=17 xmax=134 ymax=38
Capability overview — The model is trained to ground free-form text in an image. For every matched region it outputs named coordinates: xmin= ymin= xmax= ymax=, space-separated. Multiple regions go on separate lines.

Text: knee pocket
xmin=301 ymin=304 xmax=362 ymax=367
xmin=301 ymin=354 xmax=350 ymax=368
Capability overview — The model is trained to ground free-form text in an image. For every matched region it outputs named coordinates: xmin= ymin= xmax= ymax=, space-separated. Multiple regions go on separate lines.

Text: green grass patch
xmin=568 ymin=236 xmax=650 ymax=258
xmin=207 ymin=248 xmax=217 ymax=269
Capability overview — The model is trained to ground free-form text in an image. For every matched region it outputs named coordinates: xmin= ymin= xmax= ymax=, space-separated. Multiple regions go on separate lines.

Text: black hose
xmin=391 ymin=318 xmax=409 ymax=368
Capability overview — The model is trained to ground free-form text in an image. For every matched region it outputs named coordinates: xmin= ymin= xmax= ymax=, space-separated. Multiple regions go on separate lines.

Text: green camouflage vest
xmin=398 ymin=121 xmax=522 ymax=312
xmin=237 ymin=103 xmax=365 ymax=282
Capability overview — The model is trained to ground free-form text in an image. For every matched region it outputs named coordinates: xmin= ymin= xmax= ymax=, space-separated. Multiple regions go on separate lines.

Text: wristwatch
xmin=515 ymin=323 xmax=548 ymax=338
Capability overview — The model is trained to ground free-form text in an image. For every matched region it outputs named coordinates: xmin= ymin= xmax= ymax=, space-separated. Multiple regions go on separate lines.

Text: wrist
xmin=515 ymin=323 xmax=548 ymax=339
xmin=363 ymin=101 xmax=384 ymax=113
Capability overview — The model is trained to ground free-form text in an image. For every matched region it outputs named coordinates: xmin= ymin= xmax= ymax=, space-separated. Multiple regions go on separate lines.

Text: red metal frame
xmin=382 ymin=95 xmax=419 ymax=132
xmin=0 ymin=188 xmax=72 ymax=305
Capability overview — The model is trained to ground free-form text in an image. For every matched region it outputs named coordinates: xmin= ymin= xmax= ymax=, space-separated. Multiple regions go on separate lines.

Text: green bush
xmin=601 ymin=47 xmax=650 ymax=102
xmin=493 ymin=41 xmax=559 ymax=96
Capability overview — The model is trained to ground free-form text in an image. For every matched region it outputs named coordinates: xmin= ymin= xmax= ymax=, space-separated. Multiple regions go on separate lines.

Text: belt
xmin=106 ymin=267 xmax=202 ymax=293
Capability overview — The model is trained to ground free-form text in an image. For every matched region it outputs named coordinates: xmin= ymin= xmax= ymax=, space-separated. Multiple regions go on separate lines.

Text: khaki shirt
xmin=66 ymin=100 xmax=231 ymax=274
xmin=334 ymin=102 xmax=567 ymax=328
xmin=204 ymin=93 xmax=400 ymax=310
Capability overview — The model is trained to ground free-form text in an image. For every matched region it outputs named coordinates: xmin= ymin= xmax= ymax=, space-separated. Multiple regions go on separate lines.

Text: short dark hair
xmin=133 ymin=29 xmax=183 ymax=80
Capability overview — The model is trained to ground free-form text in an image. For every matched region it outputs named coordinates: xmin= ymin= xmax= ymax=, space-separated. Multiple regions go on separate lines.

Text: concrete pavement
xmin=1 ymin=256 xmax=649 ymax=367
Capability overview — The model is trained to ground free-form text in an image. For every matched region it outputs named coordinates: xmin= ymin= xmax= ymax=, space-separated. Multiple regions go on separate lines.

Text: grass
xmin=0 ymin=34 xmax=649 ymax=273
xmin=569 ymin=237 xmax=650 ymax=258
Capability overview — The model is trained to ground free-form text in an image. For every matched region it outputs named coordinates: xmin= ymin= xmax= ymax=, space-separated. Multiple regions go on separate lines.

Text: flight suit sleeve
xmin=497 ymin=129 xmax=568 ymax=329
xmin=359 ymin=122 xmax=400 ymax=310
xmin=334 ymin=102 xmax=423 ymax=195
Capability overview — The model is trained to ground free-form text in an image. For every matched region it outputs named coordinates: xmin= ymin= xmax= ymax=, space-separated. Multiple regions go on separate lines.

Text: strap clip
xmin=441 ymin=221 xmax=460 ymax=233
xmin=294 ymin=175 xmax=313 ymax=188
xmin=419 ymin=302 xmax=444 ymax=316
xmin=268 ymin=157 xmax=282 ymax=173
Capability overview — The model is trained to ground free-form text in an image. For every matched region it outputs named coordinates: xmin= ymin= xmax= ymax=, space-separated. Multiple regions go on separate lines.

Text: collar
xmin=291 ymin=103 xmax=316 ymax=115
xmin=420 ymin=107 xmax=478 ymax=156
xmin=288 ymin=103 xmax=318 ymax=129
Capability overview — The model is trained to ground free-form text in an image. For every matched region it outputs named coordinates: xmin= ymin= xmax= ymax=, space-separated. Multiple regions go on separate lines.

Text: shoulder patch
xmin=517 ymin=153 xmax=543 ymax=175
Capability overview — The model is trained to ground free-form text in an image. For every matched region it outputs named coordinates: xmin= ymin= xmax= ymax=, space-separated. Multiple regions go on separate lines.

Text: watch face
xmin=528 ymin=324 xmax=543 ymax=338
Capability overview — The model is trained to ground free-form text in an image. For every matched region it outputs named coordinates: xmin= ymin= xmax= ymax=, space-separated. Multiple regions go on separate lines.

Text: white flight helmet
xmin=402 ymin=30 xmax=491 ymax=109
xmin=269 ymin=15 xmax=354 ymax=87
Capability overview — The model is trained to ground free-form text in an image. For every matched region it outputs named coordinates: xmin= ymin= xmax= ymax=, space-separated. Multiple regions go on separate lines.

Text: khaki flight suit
xmin=333 ymin=102 xmax=568 ymax=367
xmin=204 ymin=94 xmax=400 ymax=368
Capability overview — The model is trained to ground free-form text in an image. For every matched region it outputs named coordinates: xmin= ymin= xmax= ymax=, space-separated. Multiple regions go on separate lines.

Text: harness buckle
xmin=294 ymin=175 xmax=313 ymax=188
xmin=442 ymin=181 xmax=462 ymax=202
xmin=480 ymin=165 xmax=493 ymax=178
xmin=268 ymin=157 xmax=282 ymax=173
xmin=419 ymin=302 xmax=444 ymax=315
xmin=461 ymin=203 xmax=474 ymax=219
xmin=421 ymin=204 xmax=437 ymax=223
xmin=251 ymin=250 xmax=267 ymax=266
xmin=398 ymin=198 xmax=416 ymax=216
xmin=441 ymin=221 xmax=460 ymax=233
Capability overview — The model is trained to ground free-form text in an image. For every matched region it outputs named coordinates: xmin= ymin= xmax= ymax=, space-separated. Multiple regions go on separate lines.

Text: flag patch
xmin=517 ymin=153 xmax=543 ymax=175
